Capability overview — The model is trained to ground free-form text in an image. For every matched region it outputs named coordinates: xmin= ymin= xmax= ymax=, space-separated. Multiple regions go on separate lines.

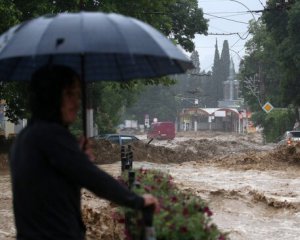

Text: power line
xmin=209 ymin=25 xmax=233 ymax=34
xmin=204 ymin=13 xmax=248 ymax=24
xmin=199 ymin=0 xmax=228 ymax=2
xmin=208 ymin=32 xmax=240 ymax=35
xmin=228 ymin=0 xmax=257 ymax=21
xmin=230 ymin=31 xmax=250 ymax=48
xmin=206 ymin=31 xmax=251 ymax=41
xmin=258 ymin=0 xmax=265 ymax=8
xmin=206 ymin=11 xmax=252 ymax=14
xmin=215 ymin=13 xmax=257 ymax=18
xmin=195 ymin=44 xmax=244 ymax=49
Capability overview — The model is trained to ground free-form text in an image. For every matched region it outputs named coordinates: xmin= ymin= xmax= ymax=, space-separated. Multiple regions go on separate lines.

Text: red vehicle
xmin=147 ymin=122 xmax=175 ymax=140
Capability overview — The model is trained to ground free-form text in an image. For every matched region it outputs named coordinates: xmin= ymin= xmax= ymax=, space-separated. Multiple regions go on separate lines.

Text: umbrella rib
xmin=173 ymin=59 xmax=186 ymax=73
xmin=34 ymin=16 xmax=55 ymax=57
xmin=106 ymin=14 xmax=132 ymax=56
xmin=145 ymin=55 xmax=159 ymax=78
xmin=114 ymin=54 xmax=124 ymax=81
xmin=79 ymin=13 xmax=88 ymax=137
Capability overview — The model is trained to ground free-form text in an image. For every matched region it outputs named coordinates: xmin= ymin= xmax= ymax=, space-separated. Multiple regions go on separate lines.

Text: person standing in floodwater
xmin=9 ymin=65 xmax=159 ymax=240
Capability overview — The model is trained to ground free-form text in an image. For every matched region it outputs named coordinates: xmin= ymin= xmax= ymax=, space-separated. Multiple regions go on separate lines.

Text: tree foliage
xmin=240 ymin=1 xmax=300 ymax=141
xmin=263 ymin=0 xmax=300 ymax=107
xmin=125 ymin=84 xmax=178 ymax=124
xmin=220 ymin=40 xmax=230 ymax=100
xmin=190 ymin=50 xmax=200 ymax=74
xmin=0 ymin=0 xmax=21 ymax=33
xmin=0 ymin=0 xmax=208 ymax=131
xmin=239 ymin=20 xmax=283 ymax=111
xmin=251 ymin=108 xmax=296 ymax=142
xmin=209 ymin=39 xmax=231 ymax=106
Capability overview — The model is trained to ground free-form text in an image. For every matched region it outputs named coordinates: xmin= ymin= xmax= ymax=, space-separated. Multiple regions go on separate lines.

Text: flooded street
xmin=161 ymin=163 xmax=300 ymax=240
xmin=0 ymin=172 xmax=14 ymax=240
xmin=99 ymin=160 xmax=300 ymax=240
xmin=1 ymin=132 xmax=300 ymax=239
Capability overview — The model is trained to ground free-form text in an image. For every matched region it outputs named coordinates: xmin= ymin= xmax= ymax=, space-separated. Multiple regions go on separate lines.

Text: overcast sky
xmin=195 ymin=0 xmax=267 ymax=72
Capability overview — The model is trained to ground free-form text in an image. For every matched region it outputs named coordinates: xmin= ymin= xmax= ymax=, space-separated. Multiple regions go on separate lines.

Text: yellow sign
xmin=262 ymin=102 xmax=274 ymax=113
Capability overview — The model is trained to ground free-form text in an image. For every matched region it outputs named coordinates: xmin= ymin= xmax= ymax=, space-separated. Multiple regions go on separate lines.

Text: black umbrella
xmin=0 ymin=12 xmax=193 ymax=135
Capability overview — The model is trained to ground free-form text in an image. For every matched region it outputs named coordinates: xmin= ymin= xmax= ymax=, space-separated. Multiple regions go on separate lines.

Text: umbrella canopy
xmin=0 ymin=12 xmax=193 ymax=82
xmin=0 ymin=11 xmax=193 ymax=136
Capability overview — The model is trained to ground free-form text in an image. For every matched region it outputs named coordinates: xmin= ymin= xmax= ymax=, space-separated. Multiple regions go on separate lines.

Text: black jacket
xmin=10 ymin=120 xmax=144 ymax=240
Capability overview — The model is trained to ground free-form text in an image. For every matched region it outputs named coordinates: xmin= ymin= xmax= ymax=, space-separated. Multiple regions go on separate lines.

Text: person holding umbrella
xmin=0 ymin=11 xmax=194 ymax=239
xmin=9 ymin=65 xmax=160 ymax=240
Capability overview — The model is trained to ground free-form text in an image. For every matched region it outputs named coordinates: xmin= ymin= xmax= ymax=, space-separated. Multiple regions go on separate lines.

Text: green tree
xmin=240 ymin=4 xmax=300 ymax=141
xmin=210 ymin=39 xmax=221 ymax=106
xmin=0 ymin=0 xmax=21 ymax=33
xmin=239 ymin=20 xmax=283 ymax=111
xmin=263 ymin=0 xmax=300 ymax=110
xmin=168 ymin=0 xmax=208 ymax=52
xmin=125 ymin=83 xmax=178 ymax=124
xmin=0 ymin=0 xmax=208 ymax=132
xmin=102 ymin=0 xmax=208 ymax=52
xmin=251 ymin=108 xmax=296 ymax=142
xmin=89 ymin=82 xmax=140 ymax=133
xmin=219 ymin=40 xmax=230 ymax=100
xmin=190 ymin=50 xmax=200 ymax=74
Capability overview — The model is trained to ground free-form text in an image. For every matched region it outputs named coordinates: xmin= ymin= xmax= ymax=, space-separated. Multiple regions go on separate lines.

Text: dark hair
xmin=29 ymin=65 xmax=80 ymax=124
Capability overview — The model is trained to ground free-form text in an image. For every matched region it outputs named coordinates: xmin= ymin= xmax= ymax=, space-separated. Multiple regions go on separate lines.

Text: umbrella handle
xmin=80 ymin=55 xmax=87 ymax=138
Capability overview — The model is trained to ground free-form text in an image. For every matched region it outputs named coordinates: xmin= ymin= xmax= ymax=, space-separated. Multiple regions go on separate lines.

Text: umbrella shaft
xmin=81 ymin=55 xmax=87 ymax=138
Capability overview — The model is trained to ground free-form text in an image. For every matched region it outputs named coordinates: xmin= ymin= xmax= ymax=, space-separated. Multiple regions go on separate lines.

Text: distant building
xmin=178 ymin=107 xmax=241 ymax=132
xmin=0 ymin=100 xmax=27 ymax=138
xmin=218 ymin=58 xmax=243 ymax=108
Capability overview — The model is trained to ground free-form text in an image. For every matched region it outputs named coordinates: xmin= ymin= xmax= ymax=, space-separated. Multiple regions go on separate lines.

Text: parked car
xmin=278 ymin=130 xmax=300 ymax=146
xmin=92 ymin=134 xmax=139 ymax=145
xmin=147 ymin=122 xmax=175 ymax=140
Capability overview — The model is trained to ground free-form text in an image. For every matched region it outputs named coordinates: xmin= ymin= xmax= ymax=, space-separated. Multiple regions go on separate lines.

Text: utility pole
xmin=79 ymin=0 xmax=84 ymax=10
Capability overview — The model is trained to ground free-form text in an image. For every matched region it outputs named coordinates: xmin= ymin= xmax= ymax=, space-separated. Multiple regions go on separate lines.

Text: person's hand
xmin=142 ymin=194 xmax=160 ymax=213
xmin=78 ymin=136 xmax=95 ymax=162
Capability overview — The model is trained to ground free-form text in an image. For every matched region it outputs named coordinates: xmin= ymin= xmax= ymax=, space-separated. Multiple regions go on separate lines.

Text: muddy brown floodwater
xmin=1 ymin=131 xmax=300 ymax=240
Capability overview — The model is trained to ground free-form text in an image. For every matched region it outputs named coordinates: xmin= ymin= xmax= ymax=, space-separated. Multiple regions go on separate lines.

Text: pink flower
xmin=112 ymin=211 xmax=125 ymax=224
xmin=204 ymin=207 xmax=213 ymax=216
xmin=180 ymin=226 xmax=188 ymax=233
xmin=139 ymin=168 xmax=147 ymax=174
xmin=182 ymin=207 xmax=189 ymax=217
xmin=155 ymin=178 xmax=162 ymax=183
xmin=118 ymin=218 xmax=125 ymax=224
xmin=170 ymin=196 xmax=178 ymax=202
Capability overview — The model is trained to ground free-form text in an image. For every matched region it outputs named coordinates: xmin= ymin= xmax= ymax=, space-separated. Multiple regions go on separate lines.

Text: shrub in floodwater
xmin=114 ymin=169 xmax=228 ymax=240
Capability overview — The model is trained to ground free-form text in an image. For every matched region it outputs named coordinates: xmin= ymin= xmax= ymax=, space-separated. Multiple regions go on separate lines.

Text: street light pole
xmin=180 ymin=97 xmax=199 ymax=132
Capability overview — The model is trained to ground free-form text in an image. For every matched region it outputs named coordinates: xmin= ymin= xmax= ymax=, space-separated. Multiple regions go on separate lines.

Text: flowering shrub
xmin=116 ymin=168 xmax=228 ymax=240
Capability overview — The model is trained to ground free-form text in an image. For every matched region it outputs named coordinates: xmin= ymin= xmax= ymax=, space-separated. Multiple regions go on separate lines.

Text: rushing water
xmin=2 ymin=161 xmax=300 ymax=240
xmin=132 ymin=162 xmax=300 ymax=240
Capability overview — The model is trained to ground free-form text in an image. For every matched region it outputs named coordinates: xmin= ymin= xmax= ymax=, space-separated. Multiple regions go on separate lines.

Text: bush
xmin=116 ymin=169 xmax=228 ymax=240
xmin=251 ymin=107 xmax=296 ymax=143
